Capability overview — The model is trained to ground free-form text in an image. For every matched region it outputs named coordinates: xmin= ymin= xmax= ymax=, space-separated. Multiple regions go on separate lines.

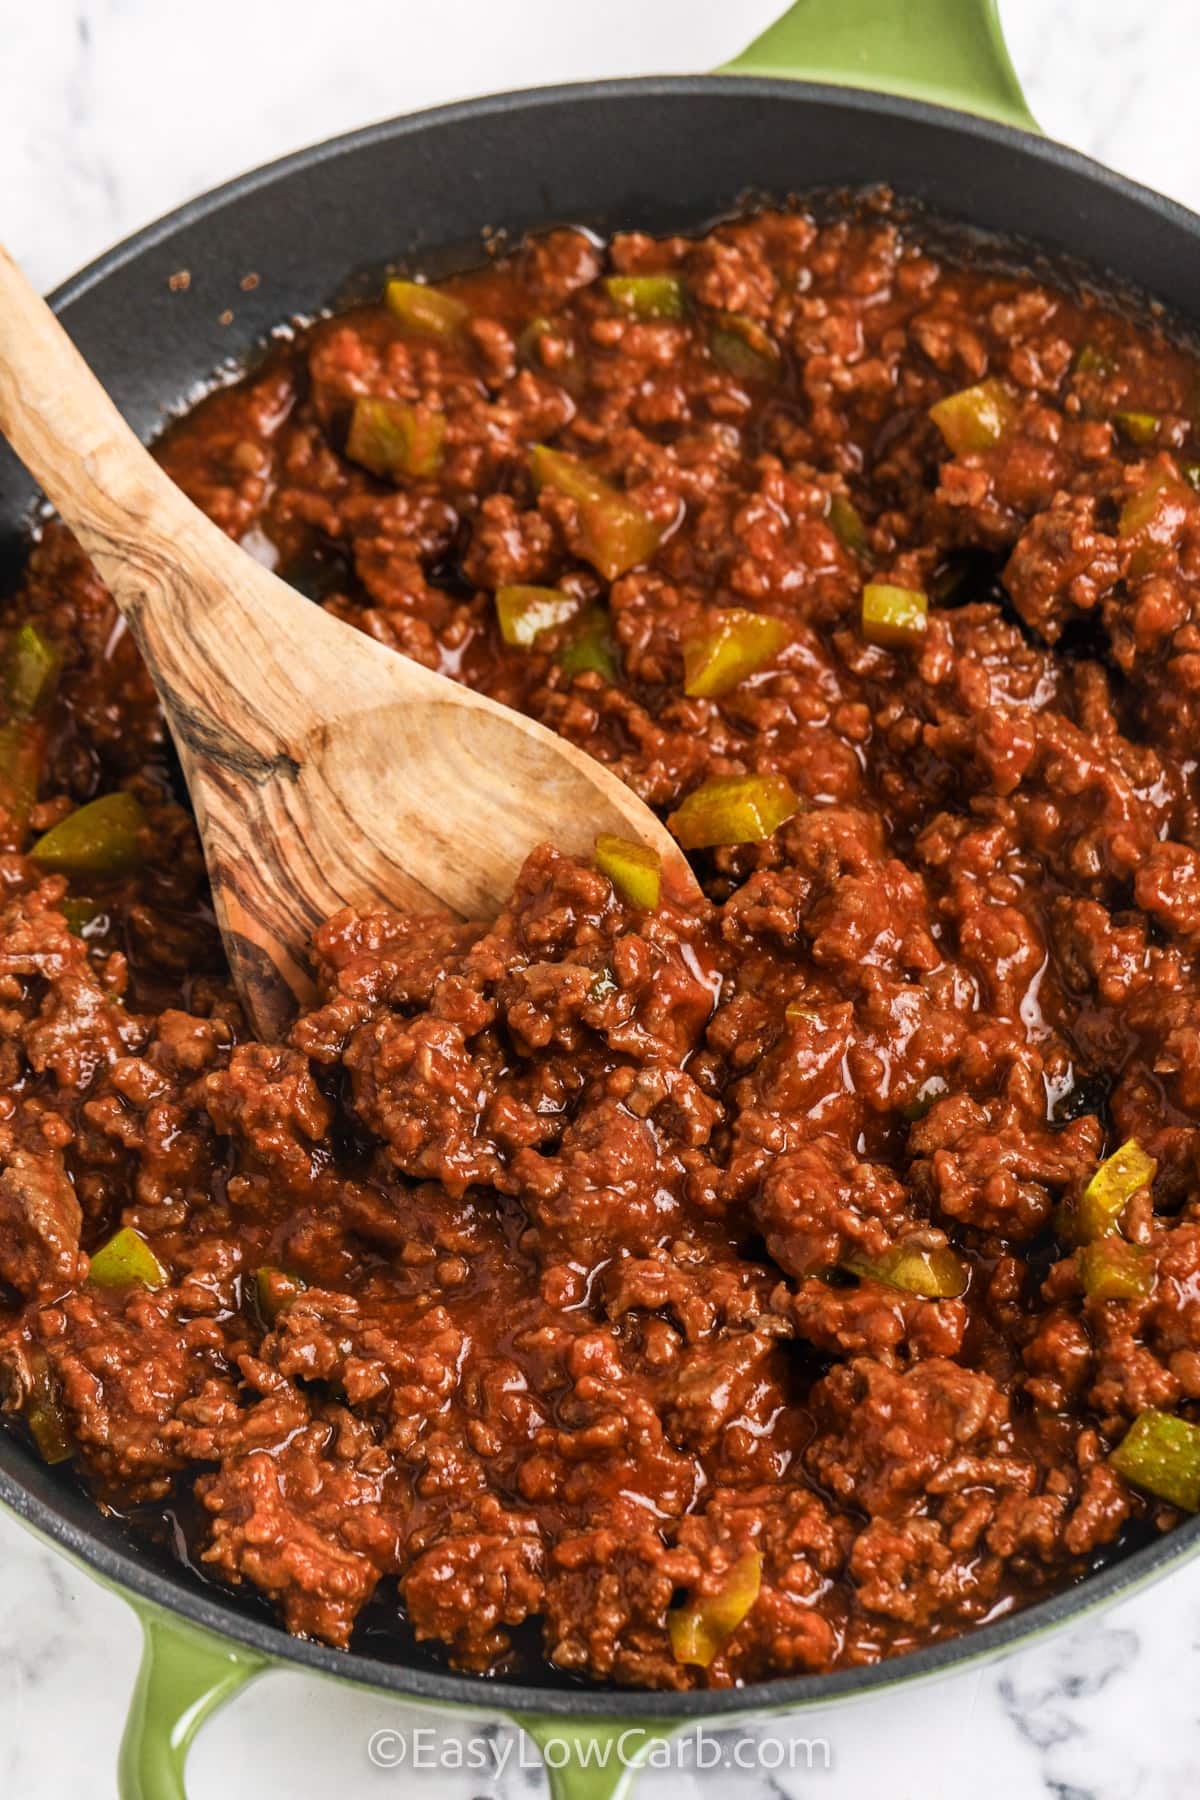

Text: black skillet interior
xmin=4 ymin=75 xmax=1200 ymax=1717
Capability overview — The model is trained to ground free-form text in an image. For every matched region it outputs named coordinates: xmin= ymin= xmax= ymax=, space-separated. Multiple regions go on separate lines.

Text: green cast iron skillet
xmin=3 ymin=3 xmax=1200 ymax=1794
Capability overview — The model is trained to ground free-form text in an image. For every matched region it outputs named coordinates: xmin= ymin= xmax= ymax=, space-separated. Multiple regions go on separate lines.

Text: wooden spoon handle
xmin=0 ymin=239 xmax=341 ymax=757
xmin=0 ymin=241 xmax=200 ymax=595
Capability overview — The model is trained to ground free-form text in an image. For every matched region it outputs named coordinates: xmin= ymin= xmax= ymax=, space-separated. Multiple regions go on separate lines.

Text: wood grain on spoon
xmin=0 ymin=242 xmax=698 ymax=1037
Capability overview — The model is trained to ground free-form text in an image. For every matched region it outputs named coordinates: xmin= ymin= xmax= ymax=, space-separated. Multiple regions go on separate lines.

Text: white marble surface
xmin=4 ymin=2 xmax=1200 ymax=1796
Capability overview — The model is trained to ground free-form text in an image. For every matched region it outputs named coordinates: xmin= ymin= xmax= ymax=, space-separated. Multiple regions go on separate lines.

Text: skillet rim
xmin=5 ymin=69 xmax=1200 ymax=1718
xmin=43 ymin=73 xmax=1200 ymax=317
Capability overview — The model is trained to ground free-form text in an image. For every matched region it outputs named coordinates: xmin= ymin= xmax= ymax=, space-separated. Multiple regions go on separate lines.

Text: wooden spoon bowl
xmin=0 ymin=242 xmax=697 ymax=1036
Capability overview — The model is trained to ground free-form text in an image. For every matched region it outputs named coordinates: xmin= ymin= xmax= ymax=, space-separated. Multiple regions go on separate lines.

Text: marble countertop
xmin=3 ymin=2 xmax=1200 ymax=1795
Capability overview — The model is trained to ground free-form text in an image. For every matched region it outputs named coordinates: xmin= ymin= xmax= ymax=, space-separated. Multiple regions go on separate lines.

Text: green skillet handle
xmin=722 ymin=0 xmax=1039 ymax=133
xmin=117 ymin=1606 xmax=266 ymax=1800
xmin=515 ymin=1715 xmax=687 ymax=1800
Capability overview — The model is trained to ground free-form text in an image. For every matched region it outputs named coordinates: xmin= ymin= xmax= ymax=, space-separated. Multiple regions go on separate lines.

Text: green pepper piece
xmin=1118 ymin=468 xmax=1193 ymax=577
xmin=669 ymin=1548 xmax=762 ymax=1667
xmin=1182 ymin=462 xmax=1200 ymax=491
xmin=1110 ymin=1409 xmax=1200 ymax=1512
xmin=682 ymin=610 xmax=789 ymax=700
xmin=558 ymin=606 xmax=618 ymax=681
xmin=345 ymin=397 xmax=445 ymax=479
xmin=256 ymin=1265 xmax=306 ymax=1325
xmin=1078 ymin=1237 xmax=1155 ymax=1301
xmin=88 ymin=1225 xmax=167 ymax=1289
xmin=829 ymin=494 xmax=868 ymax=555
xmin=384 ymin=279 xmax=469 ymax=341
xmin=519 ymin=315 xmax=553 ymax=359
xmin=61 ymin=897 xmax=100 ymax=937
xmin=0 ymin=621 xmax=59 ymax=847
xmin=1114 ymin=410 xmax=1160 ymax=447
xmin=861 ymin=583 xmax=929 ymax=649
xmin=5 ymin=624 xmax=61 ymax=720
xmin=603 ymin=274 xmax=686 ymax=321
xmin=929 ymin=378 xmax=1016 ymax=454
xmin=25 ymin=1353 xmax=71 ymax=1465
xmin=843 ymin=1242 xmax=968 ymax=1299
xmin=31 ymin=791 xmax=145 ymax=878
xmin=1119 ymin=470 xmax=1182 ymax=535
xmin=1080 ymin=1141 xmax=1157 ymax=1238
xmin=495 ymin=585 xmax=582 ymax=649
xmin=1073 ymin=1139 xmax=1157 ymax=1242
xmin=708 ymin=313 xmax=781 ymax=384
xmin=530 ymin=445 xmax=662 ymax=582
xmin=594 ymin=833 xmax=661 ymax=910
xmin=668 ymin=772 xmax=798 ymax=850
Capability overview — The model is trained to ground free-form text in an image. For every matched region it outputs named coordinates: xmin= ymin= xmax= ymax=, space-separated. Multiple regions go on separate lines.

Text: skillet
xmin=4 ymin=3 xmax=1200 ymax=1794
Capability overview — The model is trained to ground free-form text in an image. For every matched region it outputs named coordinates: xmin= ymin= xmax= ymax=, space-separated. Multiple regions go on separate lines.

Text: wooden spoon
xmin=0 ymin=243 xmax=697 ymax=1037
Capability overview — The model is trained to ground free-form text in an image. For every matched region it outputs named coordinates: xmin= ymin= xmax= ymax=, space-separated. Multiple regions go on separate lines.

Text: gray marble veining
xmin=2 ymin=2 xmax=1200 ymax=1794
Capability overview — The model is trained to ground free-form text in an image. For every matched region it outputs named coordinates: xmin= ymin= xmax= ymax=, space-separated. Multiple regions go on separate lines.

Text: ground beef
xmin=3 ymin=201 xmax=1200 ymax=1689
xmin=0 ymin=1149 xmax=82 ymax=1299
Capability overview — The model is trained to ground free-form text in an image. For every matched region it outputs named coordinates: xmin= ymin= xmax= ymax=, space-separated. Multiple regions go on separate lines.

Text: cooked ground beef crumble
xmin=4 ymin=203 xmax=1200 ymax=1688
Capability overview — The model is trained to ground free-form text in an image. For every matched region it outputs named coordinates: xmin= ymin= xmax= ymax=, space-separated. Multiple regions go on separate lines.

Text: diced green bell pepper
xmin=1114 ymin=410 xmax=1160 ymax=447
xmin=61 ymin=897 xmax=100 ymax=937
xmin=669 ymin=1548 xmax=762 ymax=1667
xmin=558 ymin=606 xmax=618 ymax=681
xmin=530 ymin=445 xmax=662 ymax=582
xmin=0 ymin=621 xmax=59 ymax=847
xmin=668 ymin=772 xmax=798 ymax=850
xmin=604 ymin=274 xmax=686 ymax=321
xmin=829 ymin=494 xmax=868 ymax=555
xmin=256 ymin=1265 xmax=306 ymax=1324
xmin=31 ymin=791 xmax=145 ymax=878
xmin=1078 ymin=1236 xmax=1155 ymax=1301
xmin=88 ymin=1225 xmax=167 ymax=1289
xmin=594 ymin=833 xmax=661 ymax=910
xmin=861 ymin=583 xmax=928 ymax=649
xmin=495 ymin=585 xmax=582 ymax=648
xmin=25 ymin=1352 xmax=72 ymax=1465
xmin=384 ymin=279 xmax=469 ymax=341
xmin=5 ymin=623 xmax=61 ymax=720
xmin=1074 ymin=342 xmax=1116 ymax=378
xmin=345 ymin=397 xmax=445 ymax=479
xmin=708 ymin=313 xmax=780 ymax=383
xmin=682 ymin=610 xmax=789 ymax=699
xmin=929 ymin=378 xmax=1016 ymax=454
xmin=843 ymin=1242 xmax=968 ymax=1298
xmin=1118 ymin=468 xmax=1193 ymax=577
xmin=1073 ymin=1139 xmax=1157 ymax=1242
xmin=1110 ymin=1409 xmax=1200 ymax=1512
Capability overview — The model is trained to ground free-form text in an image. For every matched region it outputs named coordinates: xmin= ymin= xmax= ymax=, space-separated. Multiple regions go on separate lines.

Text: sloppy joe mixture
xmin=4 ymin=204 xmax=1200 ymax=1689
